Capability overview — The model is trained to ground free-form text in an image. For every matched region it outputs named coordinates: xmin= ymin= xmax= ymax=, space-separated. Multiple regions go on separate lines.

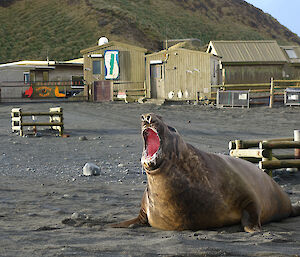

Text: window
xmin=43 ymin=71 xmax=49 ymax=82
xmin=30 ymin=71 xmax=36 ymax=82
xmin=157 ymin=65 xmax=162 ymax=79
xmin=213 ymin=61 xmax=216 ymax=78
xmin=71 ymin=76 xmax=84 ymax=89
xmin=93 ymin=60 xmax=101 ymax=74
xmin=285 ymin=49 xmax=298 ymax=59
xmin=23 ymin=72 xmax=30 ymax=84
xmin=151 ymin=65 xmax=162 ymax=79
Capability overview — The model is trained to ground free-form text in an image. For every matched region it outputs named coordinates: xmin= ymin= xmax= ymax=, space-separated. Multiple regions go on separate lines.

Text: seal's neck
xmin=144 ymin=160 xmax=172 ymax=176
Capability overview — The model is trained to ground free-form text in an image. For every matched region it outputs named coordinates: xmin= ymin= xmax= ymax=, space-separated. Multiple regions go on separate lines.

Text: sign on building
xmin=104 ymin=50 xmax=119 ymax=80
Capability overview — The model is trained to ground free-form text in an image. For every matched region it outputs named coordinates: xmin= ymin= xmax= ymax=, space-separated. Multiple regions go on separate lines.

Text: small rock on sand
xmin=79 ymin=136 xmax=88 ymax=141
xmin=71 ymin=212 xmax=88 ymax=220
xmin=83 ymin=163 xmax=100 ymax=176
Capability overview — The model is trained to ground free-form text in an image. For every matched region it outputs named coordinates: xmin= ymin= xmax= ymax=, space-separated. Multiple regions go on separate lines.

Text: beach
xmin=0 ymin=101 xmax=300 ymax=257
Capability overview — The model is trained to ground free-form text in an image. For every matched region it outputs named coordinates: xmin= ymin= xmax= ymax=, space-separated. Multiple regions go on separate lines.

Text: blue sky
xmin=245 ymin=0 xmax=300 ymax=36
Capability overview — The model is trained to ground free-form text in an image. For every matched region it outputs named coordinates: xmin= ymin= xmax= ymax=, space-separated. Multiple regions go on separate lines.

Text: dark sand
xmin=0 ymin=102 xmax=300 ymax=257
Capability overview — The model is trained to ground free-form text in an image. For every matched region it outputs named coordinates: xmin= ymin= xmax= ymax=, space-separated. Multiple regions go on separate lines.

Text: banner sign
xmin=104 ymin=50 xmax=119 ymax=80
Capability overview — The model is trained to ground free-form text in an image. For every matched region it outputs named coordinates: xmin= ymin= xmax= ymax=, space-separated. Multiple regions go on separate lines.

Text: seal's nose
xmin=141 ymin=114 xmax=152 ymax=124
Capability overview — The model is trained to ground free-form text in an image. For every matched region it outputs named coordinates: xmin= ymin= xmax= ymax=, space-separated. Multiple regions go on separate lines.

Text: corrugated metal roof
xmin=63 ymin=58 xmax=84 ymax=64
xmin=208 ymin=41 xmax=288 ymax=63
xmin=80 ymin=41 xmax=147 ymax=54
xmin=0 ymin=60 xmax=56 ymax=68
xmin=146 ymin=47 xmax=213 ymax=58
xmin=0 ymin=59 xmax=83 ymax=68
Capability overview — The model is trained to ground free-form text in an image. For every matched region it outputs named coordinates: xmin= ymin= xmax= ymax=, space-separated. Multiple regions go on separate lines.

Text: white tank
xmin=98 ymin=37 xmax=109 ymax=46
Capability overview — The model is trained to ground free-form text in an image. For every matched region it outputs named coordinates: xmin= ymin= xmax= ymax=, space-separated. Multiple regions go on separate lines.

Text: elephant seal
xmin=112 ymin=113 xmax=300 ymax=232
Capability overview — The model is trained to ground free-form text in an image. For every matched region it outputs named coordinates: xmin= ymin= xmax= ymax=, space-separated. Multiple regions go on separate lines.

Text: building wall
xmin=82 ymin=43 xmax=146 ymax=96
xmin=48 ymin=66 xmax=83 ymax=81
xmin=223 ymin=64 xmax=284 ymax=84
xmin=210 ymin=56 xmax=222 ymax=86
xmin=0 ymin=65 xmax=83 ymax=99
xmin=0 ymin=66 xmax=83 ymax=83
xmin=284 ymin=65 xmax=300 ymax=80
xmin=0 ymin=67 xmax=28 ymax=83
xmin=146 ymin=49 xmax=217 ymax=100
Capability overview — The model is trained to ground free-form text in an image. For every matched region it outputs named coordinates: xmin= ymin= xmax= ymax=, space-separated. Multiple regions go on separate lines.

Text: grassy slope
xmin=0 ymin=0 xmax=100 ymax=62
xmin=0 ymin=0 xmax=299 ymax=63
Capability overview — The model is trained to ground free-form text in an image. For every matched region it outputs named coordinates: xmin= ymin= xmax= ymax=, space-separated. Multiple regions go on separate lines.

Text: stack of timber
xmin=11 ymin=107 xmax=64 ymax=136
xmin=212 ymin=78 xmax=300 ymax=107
xmin=229 ymin=130 xmax=300 ymax=175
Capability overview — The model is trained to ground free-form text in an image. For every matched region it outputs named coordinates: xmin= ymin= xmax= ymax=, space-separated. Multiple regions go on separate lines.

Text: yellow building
xmin=145 ymin=46 xmax=221 ymax=101
xmin=80 ymin=39 xmax=147 ymax=101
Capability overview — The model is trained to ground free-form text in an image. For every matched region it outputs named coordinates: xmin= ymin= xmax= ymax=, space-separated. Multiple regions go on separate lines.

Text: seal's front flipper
xmin=241 ymin=205 xmax=261 ymax=233
xmin=109 ymin=209 xmax=149 ymax=228
xmin=243 ymin=224 xmax=261 ymax=233
xmin=291 ymin=202 xmax=300 ymax=217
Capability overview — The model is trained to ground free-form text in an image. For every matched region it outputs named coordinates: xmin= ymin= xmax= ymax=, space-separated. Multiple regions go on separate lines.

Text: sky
xmin=245 ymin=0 xmax=300 ymax=36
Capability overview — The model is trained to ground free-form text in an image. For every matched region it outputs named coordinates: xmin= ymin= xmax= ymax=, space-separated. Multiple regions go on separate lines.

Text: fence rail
xmin=11 ymin=107 xmax=64 ymax=136
xmin=0 ymin=81 xmax=86 ymax=102
xmin=212 ymin=78 xmax=300 ymax=107
xmin=112 ymin=81 xmax=146 ymax=102
xmin=229 ymin=130 xmax=300 ymax=175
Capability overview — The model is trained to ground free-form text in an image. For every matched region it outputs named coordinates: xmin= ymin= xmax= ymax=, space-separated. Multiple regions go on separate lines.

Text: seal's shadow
xmin=62 ymin=215 xmax=244 ymax=233
xmin=210 ymin=224 xmax=244 ymax=233
xmin=62 ymin=217 xmax=109 ymax=230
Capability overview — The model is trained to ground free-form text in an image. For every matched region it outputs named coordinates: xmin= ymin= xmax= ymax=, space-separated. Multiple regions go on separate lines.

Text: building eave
xmin=221 ymin=61 xmax=287 ymax=66
xmin=80 ymin=41 xmax=147 ymax=54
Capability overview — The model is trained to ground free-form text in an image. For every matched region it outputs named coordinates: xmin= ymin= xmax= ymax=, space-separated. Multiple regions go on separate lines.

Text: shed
xmin=207 ymin=41 xmax=288 ymax=84
xmin=80 ymin=40 xmax=147 ymax=101
xmin=0 ymin=59 xmax=83 ymax=83
xmin=0 ymin=59 xmax=83 ymax=101
xmin=280 ymin=45 xmax=300 ymax=79
xmin=145 ymin=47 xmax=221 ymax=101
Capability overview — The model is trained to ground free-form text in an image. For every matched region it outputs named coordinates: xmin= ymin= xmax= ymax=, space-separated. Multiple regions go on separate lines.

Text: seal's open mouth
xmin=143 ymin=128 xmax=160 ymax=158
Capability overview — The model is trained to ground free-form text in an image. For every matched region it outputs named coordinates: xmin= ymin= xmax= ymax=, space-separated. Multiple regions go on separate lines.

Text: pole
xmin=295 ymin=129 xmax=300 ymax=159
xmin=269 ymin=77 xmax=274 ymax=108
xmin=287 ymin=129 xmax=300 ymax=172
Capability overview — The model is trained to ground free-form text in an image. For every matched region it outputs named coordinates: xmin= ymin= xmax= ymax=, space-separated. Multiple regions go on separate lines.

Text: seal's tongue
xmin=145 ymin=129 xmax=160 ymax=157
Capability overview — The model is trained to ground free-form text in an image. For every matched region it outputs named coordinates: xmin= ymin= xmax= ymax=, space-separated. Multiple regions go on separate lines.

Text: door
xmin=93 ymin=81 xmax=113 ymax=101
xmin=150 ymin=64 xmax=164 ymax=99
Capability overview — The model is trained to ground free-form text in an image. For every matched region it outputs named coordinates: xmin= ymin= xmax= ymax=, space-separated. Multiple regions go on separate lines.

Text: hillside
xmin=0 ymin=0 xmax=299 ymax=63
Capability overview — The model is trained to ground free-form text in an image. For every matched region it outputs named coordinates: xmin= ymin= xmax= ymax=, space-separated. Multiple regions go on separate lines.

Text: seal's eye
xmin=143 ymin=128 xmax=160 ymax=157
xmin=168 ymin=126 xmax=177 ymax=133
xmin=146 ymin=115 xmax=152 ymax=123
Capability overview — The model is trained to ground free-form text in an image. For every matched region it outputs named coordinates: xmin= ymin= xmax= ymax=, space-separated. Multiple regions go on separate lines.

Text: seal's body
xmin=112 ymin=113 xmax=300 ymax=232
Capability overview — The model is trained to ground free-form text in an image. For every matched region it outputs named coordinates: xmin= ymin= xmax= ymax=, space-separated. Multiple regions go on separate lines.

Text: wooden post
xmin=222 ymin=68 xmax=225 ymax=86
xmin=269 ymin=77 xmax=274 ymax=108
xmin=235 ymin=140 xmax=242 ymax=150
xmin=49 ymin=107 xmax=64 ymax=136
xmin=295 ymin=130 xmax=300 ymax=159
xmin=196 ymin=92 xmax=200 ymax=104
xmin=11 ymin=108 xmax=22 ymax=135
xmin=295 ymin=130 xmax=300 ymax=172
xmin=260 ymin=140 xmax=273 ymax=176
